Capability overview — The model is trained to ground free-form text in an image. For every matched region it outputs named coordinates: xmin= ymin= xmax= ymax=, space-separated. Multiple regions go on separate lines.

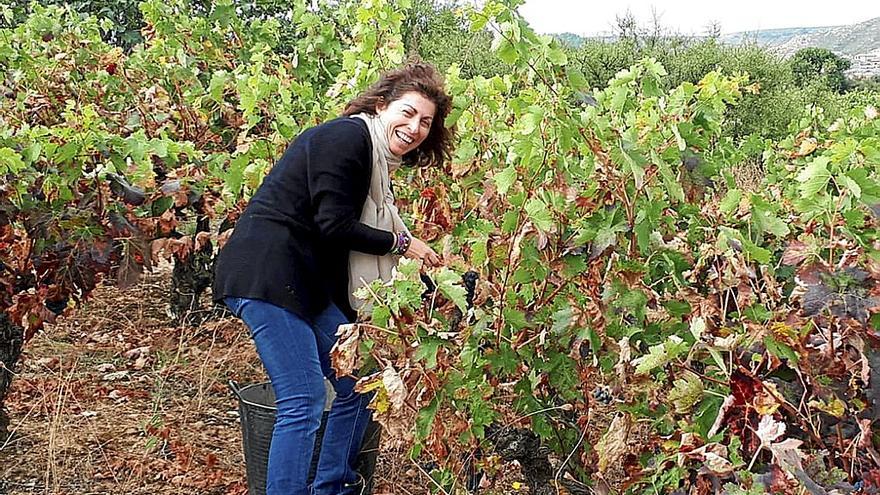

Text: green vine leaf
xmin=633 ymin=335 xmax=688 ymax=375
xmin=796 ymin=156 xmax=831 ymax=198
xmin=435 ymin=268 xmax=467 ymax=313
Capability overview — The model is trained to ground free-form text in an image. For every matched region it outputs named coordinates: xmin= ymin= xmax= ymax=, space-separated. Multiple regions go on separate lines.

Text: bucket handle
xmin=229 ymin=379 xmax=242 ymax=400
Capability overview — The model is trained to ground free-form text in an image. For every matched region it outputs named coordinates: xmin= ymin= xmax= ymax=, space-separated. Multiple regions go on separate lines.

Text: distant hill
xmin=724 ymin=17 xmax=880 ymax=60
xmin=719 ymin=27 xmax=830 ymax=47
xmin=553 ymin=17 xmax=880 ymax=78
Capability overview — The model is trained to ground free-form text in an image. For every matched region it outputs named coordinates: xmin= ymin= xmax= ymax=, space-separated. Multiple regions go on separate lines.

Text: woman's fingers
xmin=421 ymin=243 xmax=441 ymax=267
xmin=404 ymin=237 xmax=442 ymax=267
xmin=424 ymin=249 xmax=440 ymax=267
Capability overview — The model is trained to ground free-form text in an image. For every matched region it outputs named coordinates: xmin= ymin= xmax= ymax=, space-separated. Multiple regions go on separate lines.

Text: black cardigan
xmin=212 ymin=117 xmax=395 ymax=322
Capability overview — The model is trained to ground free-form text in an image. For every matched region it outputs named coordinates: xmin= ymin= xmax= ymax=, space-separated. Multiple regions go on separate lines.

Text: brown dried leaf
xmin=381 ymin=366 xmax=407 ymax=412
xmin=216 ymin=229 xmax=234 ymax=250
xmin=330 ymin=323 xmax=362 ymax=378
xmin=172 ymin=190 xmax=189 ymax=208
xmin=117 ymin=242 xmax=144 ymax=290
xmin=509 ymin=221 xmax=534 ymax=267
xmin=123 ymin=346 xmax=150 ymax=360
xmin=867 ymin=256 xmax=880 ymax=279
xmin=782 ymin=240 xmax=810 ymax=266
xmin=150 ymin=238 xmax=171 ymax=263
xmin=168 ymin=238 xmax=193 ymax=260
xmin=596 ymin=413 xmax=632 ymax=473
xmin=158 ymin=209 xmax=177 ymax=235
xmin=356 ymin=367 xmax=414 ymax=449
xmin=194 ymin=231 xmax=212 ymax=252
xmin=703 ymin=452 xmax=734 ymax=475
xmin=737 ymin=281 xmax=755 ymax=308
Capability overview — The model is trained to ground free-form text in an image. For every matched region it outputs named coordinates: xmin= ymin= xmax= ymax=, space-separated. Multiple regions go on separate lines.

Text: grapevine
xmin=1 ymin=0 xmax=879 ymax=493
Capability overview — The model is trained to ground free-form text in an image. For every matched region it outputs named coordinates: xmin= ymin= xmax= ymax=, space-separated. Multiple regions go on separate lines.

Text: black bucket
xmin=229 ymin=380 xmax=380 ymax=495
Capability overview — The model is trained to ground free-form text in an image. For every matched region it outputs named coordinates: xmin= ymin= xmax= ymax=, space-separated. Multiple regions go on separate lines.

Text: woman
xmin=213 ymin=61 xmax=454 ymax=495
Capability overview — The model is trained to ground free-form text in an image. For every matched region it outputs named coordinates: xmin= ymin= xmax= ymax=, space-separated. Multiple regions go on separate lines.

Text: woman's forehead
xmin=391 ymin=91 xmax=435 ymax=114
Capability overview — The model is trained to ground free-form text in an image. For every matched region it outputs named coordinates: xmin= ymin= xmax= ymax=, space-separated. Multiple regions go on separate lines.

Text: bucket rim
xmin=229 ymin=380 xmax=277 ymax=412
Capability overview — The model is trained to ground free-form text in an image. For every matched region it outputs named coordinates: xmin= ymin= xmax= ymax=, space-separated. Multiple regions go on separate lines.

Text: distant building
xmin=846 ymin=48 xmax=880 ymax=78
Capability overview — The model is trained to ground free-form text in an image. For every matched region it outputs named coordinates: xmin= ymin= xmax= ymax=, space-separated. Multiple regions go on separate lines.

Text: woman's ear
xmin=375 ymin=96 xmax=387 ymax=113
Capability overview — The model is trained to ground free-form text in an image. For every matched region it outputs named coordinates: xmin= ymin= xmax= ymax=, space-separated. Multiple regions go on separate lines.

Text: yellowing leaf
xmin=796 ymin=137 xmax=818 ymax=157
xmin=808 ymin=397 xmax=846 ymax=418
xmin=632 ymin=335 xmax=687 ymax=375
xmin=494 ymin=165 xmax=517 ymax=196
xmin=525 ymin=197 xmax=554 ymax=232
xmin=755 ymin=381 xmax=781 ymax=415
xmin=0 ymin=147 xmax=25 ymax=174
xmin=373 ymin=388 xmax=390 ymax=413
xmin=355 ymin=373 xmax=389 ymax=413
xmin=668 ymin=372 xmax=704 ymax=414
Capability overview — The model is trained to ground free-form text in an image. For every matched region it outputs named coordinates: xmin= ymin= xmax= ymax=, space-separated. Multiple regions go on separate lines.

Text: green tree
xmin=4 ymin=0 xmax=350 ymax=53
xmin=401 ymin=0 xmax=505 ymax=79
xmin=7 ymin=0 xmax=163 ymax=48
xmin=566 ymin=35 xmax=802 ymax=140
xmin=790 ymin=47 xmax=851 ymax=93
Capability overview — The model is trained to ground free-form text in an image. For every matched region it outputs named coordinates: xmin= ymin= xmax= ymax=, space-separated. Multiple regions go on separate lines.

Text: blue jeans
xmin=225 ymin=297 xmax=372 ymax=495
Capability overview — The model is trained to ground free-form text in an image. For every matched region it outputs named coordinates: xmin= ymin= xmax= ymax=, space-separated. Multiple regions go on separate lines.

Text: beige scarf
xmin=348 ymin=113 xmax=410 ymax=310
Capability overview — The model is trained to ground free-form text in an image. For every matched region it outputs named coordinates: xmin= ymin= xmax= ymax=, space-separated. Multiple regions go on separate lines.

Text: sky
xmin=518 ymin=0 xmax=880 ymax=36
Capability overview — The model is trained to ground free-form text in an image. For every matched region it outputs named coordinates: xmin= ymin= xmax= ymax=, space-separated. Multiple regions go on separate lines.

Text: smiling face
xmin=375 ymin=91 xmax=436 ymax=157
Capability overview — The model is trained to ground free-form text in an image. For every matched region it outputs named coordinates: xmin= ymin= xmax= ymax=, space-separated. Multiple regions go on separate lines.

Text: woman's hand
xmin=404 ymin=237 xmax=441 ymax=267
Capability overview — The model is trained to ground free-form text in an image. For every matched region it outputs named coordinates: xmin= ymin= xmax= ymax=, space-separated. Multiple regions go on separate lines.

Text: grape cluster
xmin=419 ymin=273 xmax=436 ymax=301
xmin=461 ymin=270 xmax=479 ymax=309
xmin=45 ymin=298 xmax=68 ymax=316
xmin=593 ymin=386 xmax=613 ymax=405
xmin=578 ymin=341 xmax=591 ymax=359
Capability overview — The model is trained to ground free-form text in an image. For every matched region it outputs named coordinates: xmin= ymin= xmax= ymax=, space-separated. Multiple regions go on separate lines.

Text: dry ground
xmin=0 ymin=267 xmax=475 ymax=495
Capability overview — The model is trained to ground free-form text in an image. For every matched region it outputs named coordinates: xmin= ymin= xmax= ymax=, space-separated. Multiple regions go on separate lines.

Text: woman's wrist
xmin=390 ymin=231 xmax=410 ymax=255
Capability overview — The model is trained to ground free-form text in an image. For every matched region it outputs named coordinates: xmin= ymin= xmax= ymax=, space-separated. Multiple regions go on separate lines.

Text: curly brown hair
xmin=343 ymin=60 xmax=455 ymax=167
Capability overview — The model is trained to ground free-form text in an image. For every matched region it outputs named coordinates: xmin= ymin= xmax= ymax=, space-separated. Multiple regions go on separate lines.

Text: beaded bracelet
xmin=391 ymin=231 xmax=411 ymax=255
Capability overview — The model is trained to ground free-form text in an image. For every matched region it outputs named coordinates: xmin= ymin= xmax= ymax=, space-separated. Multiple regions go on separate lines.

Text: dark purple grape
xmin=420 ymin=273 xmax=435 ymax=301
xmin=461 ymin=270 xmax=479 ymax=309
xmin=592 ymin=386 xmax=613 ymax=405
xmin=46 ymin=298 xmax=68 ymax=315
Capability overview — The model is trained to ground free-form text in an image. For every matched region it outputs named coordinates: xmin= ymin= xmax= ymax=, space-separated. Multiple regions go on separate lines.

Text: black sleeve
xmin=307 ymin=120 xmax=395 ymax=255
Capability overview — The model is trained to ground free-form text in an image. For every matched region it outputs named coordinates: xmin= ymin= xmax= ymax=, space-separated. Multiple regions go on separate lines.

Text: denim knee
xmin=275 ymin=378 xmax=327 ymax=428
